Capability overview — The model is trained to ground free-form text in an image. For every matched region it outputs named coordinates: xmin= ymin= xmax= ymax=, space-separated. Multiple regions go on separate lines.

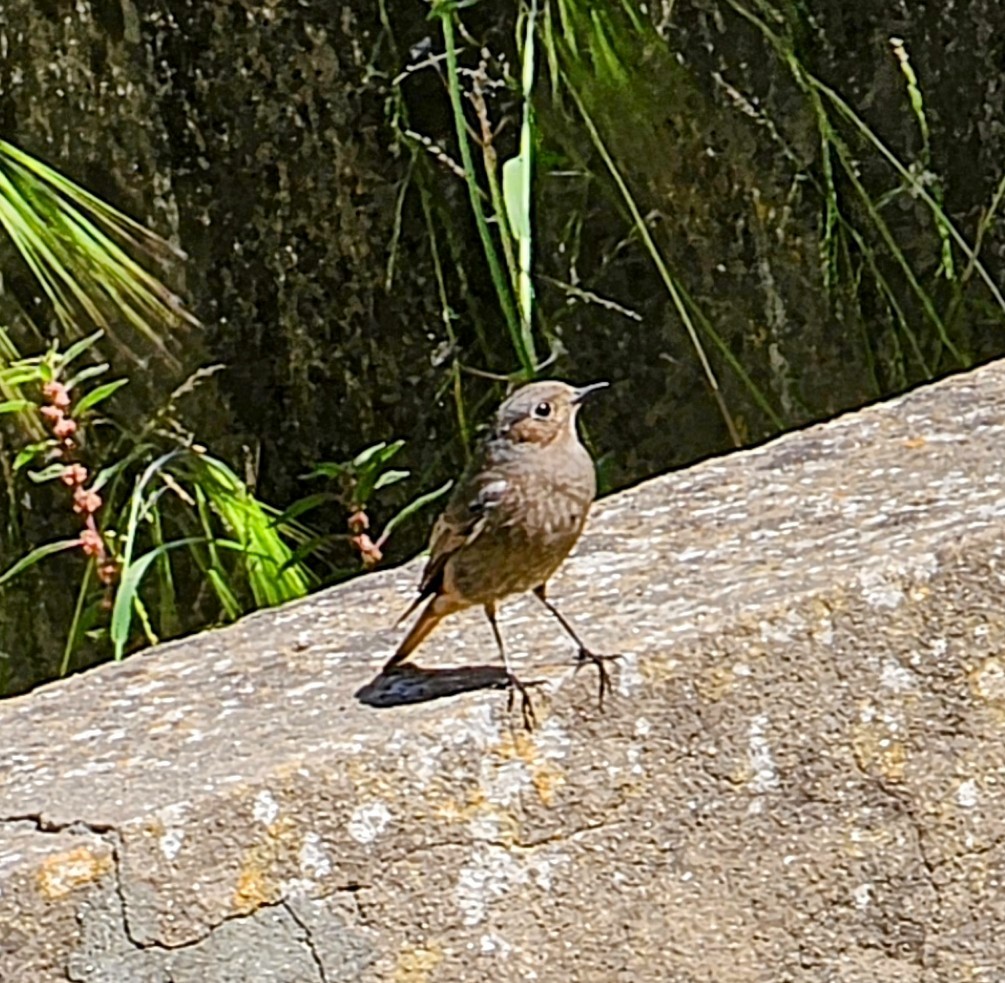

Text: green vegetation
xmin=0 ymin=145 xmax=445 ymax=693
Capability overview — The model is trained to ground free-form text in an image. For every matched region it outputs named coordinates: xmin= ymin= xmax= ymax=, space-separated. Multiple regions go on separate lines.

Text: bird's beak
xmin=571 ymin=381 xmax=609 ymax=404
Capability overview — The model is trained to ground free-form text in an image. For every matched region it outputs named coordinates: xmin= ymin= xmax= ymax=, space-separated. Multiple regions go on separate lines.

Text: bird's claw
xmin=505 ymin=673 xmax=547 ymax=730
xmin=574 ymin=648 xmax=621 ymax=710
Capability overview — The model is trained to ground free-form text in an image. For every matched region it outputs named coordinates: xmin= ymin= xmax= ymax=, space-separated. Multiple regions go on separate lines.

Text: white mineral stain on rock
xmin=479 ymin=932 xmax=513 ymax=957
xmin=956 ymin=779 xmax=979 ymax=809
xmin=456 ymin=845 xmax=568 ymax=926
xmin=880 ymin=660 xmax=916 ymax=693
xmin=468 ymin=812 xmax=504 ymax=842
xmin=411 ymin=744 xmax=446 ymax=786
xmin=284 ymin=680 xmax=327 ymax=698
xmin=348 ymin=802 xmax=391 ymax=844
xmin=63 ymin=762 xmax=116 ymax=778
xmin=123 ymin=679 xmax=163 ymax=697
xmin=525 ymin=850 xmax=568 ymax=891
xmin=748 ymin=714 xmax=779 ymax=792
xmin=443 ymin=704 xmax=500 ymax=751
xmin=759 ymin=611 xmax=807 ymax=644
xmin=534 ymin=718 xmax=571 ymax=760
xmin=812 ymin=615 xmax=834 ymax=646
xmin=299 ymin=831 xmax=331 ymax=877
xmin=616 ymin=652 xmax=643 ymax=697
xmin=634 ymin=717 xmax=652 ymax=737
xmin=475 ymin=717 xmax=571 ymax=811
xmin=858 ymin=569 xmax=905 ymax=609
xmin=481 ymin=758 xmax=531 ymax=807
xmin=387 ymin=729 xmax=445 ymax=787
xmin=253 ymin=790 xmax=279 ymax=825
xmin=859 ymin=554 xmax=938 ymax=610
xmin=159 ymin=828 xmax=184 ymax=861
xmin=456 ymin=846 xmax=526 ymax=926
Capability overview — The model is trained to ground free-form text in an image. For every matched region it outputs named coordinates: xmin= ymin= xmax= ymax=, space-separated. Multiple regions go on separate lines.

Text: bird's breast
xmin=442 ymin=436 xmax=598 ymax=603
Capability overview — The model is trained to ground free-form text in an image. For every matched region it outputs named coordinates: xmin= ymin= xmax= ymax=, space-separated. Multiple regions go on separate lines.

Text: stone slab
xmin=3 ymin=363 xmax=1005 ymax=980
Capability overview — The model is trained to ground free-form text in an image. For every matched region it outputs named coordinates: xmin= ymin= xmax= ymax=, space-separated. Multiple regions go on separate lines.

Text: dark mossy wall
xmin=1 ymin=0 xmax=1004 ymax=690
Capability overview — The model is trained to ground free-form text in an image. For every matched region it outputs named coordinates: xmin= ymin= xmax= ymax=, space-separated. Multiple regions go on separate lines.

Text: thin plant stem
xmin=60 ymin=559 xmax=94 ymax=676
xmin=515 ymin=0 xmax=538 ymax=334
xmin=436 ymin=4 xmax=536 ymax=376
xmin=419 ymin=177 xmax=472 ymax=457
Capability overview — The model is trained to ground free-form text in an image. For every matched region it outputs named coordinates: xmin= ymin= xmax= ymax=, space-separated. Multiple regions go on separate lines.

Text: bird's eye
xmin=533 ymin=401 xmax=552 ymax=419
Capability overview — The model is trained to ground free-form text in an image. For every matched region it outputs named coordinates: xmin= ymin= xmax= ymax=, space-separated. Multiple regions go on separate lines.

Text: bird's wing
xmin=418 ymin=469 xmax=509 ymax=596
xmin=395 ymin=454 xmax=510 ymax=625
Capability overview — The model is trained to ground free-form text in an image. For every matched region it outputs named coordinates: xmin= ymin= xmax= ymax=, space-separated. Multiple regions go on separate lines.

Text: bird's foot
xmin=504 ymin=673 xmax=547 ymax=730
xmin=574 ymin=648 xmax=621 ymax=710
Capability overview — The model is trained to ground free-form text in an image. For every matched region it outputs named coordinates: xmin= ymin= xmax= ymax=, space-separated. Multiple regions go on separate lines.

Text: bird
xmin=383 ymin=379 xmax=617 ymax=724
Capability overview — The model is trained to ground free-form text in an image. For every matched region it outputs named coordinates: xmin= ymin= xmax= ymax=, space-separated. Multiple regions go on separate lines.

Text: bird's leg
xmin=532 ymin=585 xmax=620 ymax=709
xmin=484 ymin=602 xmax=543 ymax=730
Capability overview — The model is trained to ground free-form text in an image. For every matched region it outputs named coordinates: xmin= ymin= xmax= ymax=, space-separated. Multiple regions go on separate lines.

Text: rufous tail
xmin=384 ymin=595 xmax=451 ymax=672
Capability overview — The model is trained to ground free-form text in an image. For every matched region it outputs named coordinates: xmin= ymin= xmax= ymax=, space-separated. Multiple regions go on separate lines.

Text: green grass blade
xmin=111 ymin=537 xmax=202 ymax=659
xmin=0 ymin=538 xmax=82 ymax=588
xmin=379 ymin=480 xmax=453 ymax=544
xmin=60 ymin=559 xmax=95 ymax=677
xmin=434 ymin=4 xmax=534 ymax=375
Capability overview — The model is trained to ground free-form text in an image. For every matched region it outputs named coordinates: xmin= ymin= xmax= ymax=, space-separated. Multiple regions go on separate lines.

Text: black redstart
xmin=384 ymin=380 xmax=616 ymax=721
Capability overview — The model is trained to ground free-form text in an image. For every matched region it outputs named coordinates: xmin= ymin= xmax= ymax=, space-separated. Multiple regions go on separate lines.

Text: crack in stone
xmin=1 ymin=810 xmax=367 ymax=966
xmin=869 ymin=780 xmax=941 ymax=971
xmin=281 ymin=900 xmax=329 ymax=983
xmin=1 ymin=812 xmax=115 ymax=835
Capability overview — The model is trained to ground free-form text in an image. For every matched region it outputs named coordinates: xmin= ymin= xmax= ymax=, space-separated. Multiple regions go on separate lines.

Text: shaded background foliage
xmin=1 ymin=0 xmax=1004 ymax=693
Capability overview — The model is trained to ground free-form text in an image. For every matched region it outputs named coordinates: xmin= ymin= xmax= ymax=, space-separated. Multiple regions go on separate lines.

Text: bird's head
xmin=494 ymin=380 xmax=608 ymax=446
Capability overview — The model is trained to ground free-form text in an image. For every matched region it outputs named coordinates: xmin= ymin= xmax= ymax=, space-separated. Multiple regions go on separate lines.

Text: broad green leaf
xmin=60 ymin=560 xmax=95 ymax=676
xmin=206 ymin=567 xmax=242 ymax=620
xmin=0 ymin=367 xmax=44 ymax=386
xmin=281 ymin=533 xmax=341 ymax=571
xmin=74 ymin=378 xmax=127 ymax=413
xmin=133 ymin=592 xmax=159 ymax=647
xmin=13 ymin=440 xmax=55 ymax=472
xmin=0 ymin=399 xmax=32 ymax=414
xmin=502 ymin=155 xmax=532 ymax=240
xmin=373 ymin=469 xmax=410 ymax=492
xmin=27 ymin=463 xmax=71 ymax=484
xmin=64 ymin=363 xmax=109 ymax=392
xmin=56 ymin=330 xmax=104 ymax=370
xmin=187 ymin=452 xmax=314 ymax=604
xmin=351 ymin=441 xmax=388 ymax=470
xmin=271 ymin=491 xmax=339 ymax=527
xmin=90 ymin=441 xmax=153 ymax=492
xmin=352 ymin=439 xmax=403 ymax=471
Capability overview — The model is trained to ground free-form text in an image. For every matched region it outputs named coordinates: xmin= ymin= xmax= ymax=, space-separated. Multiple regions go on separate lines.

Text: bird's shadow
xmin=355 ymin=662 xmax=518 ymax=708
